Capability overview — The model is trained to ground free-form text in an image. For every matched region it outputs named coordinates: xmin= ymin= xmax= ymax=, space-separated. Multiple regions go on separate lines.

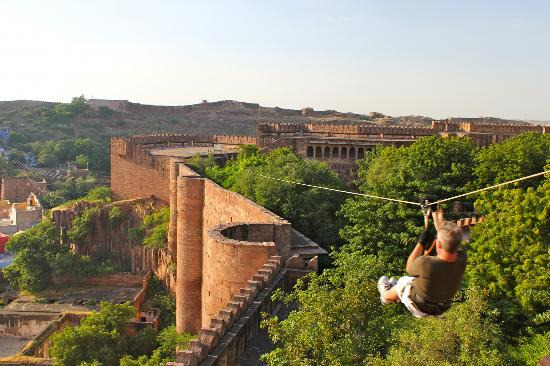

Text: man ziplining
xmin=258 ymin=169 xmax=548 ymax=317
xmin=377 ymin=208 xmax=467 ymax=318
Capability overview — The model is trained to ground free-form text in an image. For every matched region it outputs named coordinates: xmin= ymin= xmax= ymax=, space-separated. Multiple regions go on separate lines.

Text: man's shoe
xmin=377 ymin=276 xmax=393 ymax=305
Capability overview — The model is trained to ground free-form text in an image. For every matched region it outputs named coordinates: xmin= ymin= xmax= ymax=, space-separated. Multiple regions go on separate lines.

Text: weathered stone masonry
xmin=110 ymin=134 xmax=319 ymax=365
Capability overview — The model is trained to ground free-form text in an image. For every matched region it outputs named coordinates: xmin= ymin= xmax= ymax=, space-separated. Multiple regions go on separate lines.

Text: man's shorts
xmin=393 ymin=276 xmax=430 ymax=318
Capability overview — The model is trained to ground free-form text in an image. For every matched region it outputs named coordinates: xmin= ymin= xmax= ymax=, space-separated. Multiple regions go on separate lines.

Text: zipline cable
xmin=256 ymin=170 xmax=550 ymax=208
xmin=428 ymin=170 xmax=550 ymax=206
xmin=256 ymin=173 xmax=423 ymax=206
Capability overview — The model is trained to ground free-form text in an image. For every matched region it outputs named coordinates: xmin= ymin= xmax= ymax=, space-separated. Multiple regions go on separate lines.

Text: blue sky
xmin=1 ymin=0 xmax=549 ymax=119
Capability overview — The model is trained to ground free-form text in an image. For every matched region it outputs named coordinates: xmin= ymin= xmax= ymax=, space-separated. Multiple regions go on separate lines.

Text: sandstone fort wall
xmin=173 ymin=164 xmax=290 ymax=330
xmin=1 ymin=177 xmax=47 ymax=203
xmin=111 ymin=134 xmax=256 ymax=202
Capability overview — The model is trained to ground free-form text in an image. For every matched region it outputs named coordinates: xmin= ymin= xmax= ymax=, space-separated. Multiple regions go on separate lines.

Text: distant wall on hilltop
xmin=88 ymin=99 xmax=130 ymax=113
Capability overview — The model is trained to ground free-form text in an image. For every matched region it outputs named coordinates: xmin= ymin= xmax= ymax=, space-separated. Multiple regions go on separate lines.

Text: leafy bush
xmin=142 ymin=207 xmax=170 ymax=250
xmin=368 ymin=289 xmax=508 ymax=366
xmin=108 ymin=206 xmax=124 ymax=226
xmin=84 ymin=186 xmax=112 ymax=203
xmin=120 ymin=326 xmax=192 ymax=366
xmin=67 ymin=207 xmax=100 ymax=243
xmin=146 ymin=276 xmax=176 ymax=329
xmin=3 ymin=220 xmax=62 ymax=292
xmin=51 ymin=302 xmax=154 ymax=366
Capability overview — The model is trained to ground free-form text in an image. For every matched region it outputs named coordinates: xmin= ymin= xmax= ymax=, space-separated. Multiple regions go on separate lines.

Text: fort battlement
xmin=111 ymin=134 xmax=255 ymax=202
xmin=171 ymin=255 xmax=286 ymax=366
xmin=432 ymin=120 xmax=545 ymax=134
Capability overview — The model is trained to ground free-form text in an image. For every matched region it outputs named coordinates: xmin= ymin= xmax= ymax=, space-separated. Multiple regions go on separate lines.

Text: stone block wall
xmin=202 ymin=223 xmax=278 ymax=328
xmin=111 ymin=139 xmax=172 ymax=202
xmin=173 ymin=165 xmax=291 ymax=334
xmin=51 ymin=197 xmax=177 ymax=293
xmin=0 ymin=177 xmax=47 ymax=203
xmin=171 ymin=255 xmax=284 ymax=366
xmin=111 ymin=134 xmax=256 ymax=202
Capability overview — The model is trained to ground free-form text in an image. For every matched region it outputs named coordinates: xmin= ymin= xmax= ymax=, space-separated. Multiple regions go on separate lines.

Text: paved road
xmin=0 ymin=253 xmax=14 ymax=269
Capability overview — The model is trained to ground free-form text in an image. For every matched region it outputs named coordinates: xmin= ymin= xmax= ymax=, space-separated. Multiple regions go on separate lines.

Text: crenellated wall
xmin=111 ymin=134 xmax=256 ymax=202
xmin=171 ymin=255 xmax=286 ymax=366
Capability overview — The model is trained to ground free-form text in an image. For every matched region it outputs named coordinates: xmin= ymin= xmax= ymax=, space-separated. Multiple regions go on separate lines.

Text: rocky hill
xmin=0 ymin=98 xmax=539 ymax=147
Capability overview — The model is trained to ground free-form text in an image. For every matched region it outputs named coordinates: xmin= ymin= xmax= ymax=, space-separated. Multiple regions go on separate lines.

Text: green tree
xmin=473 ymin=133 xmax=550 ymax=189
xmin=261 ymin=250 xmax=401 ymax=366
xmin=7 ymin=148 xmax=26 ymax=163
xmin=3 ymin=220 xmax=63 ymax=292
xmin=76 ymin=154 xmax=88 ymax=168
xmin=37 ymin=149 xmax=58 ymax=167
xmin=466 ymin=178 xmax=550 ymax=335
xmin=370 ymin=289 xmax=508 ymax=366
xmin=7 ymin=131 xmax=29 ymax=147
xmin=65 ymin=95 xmax=89 ymax=116
xmin=51 ymin=302 xmax=153 ymax=366
xmin=55 ymin=139 xmax=76 ymax=162
xmin=339 ymin=136 xmax=476 ymax=271
xmin=0 ymin=154 xmax=15 ymax=177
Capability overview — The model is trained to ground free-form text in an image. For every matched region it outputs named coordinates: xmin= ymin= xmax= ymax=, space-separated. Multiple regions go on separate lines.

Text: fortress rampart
xmin=106 ymin=121 xmax=542 ymax=364
xmin=109 ymin=135 xmax=319 ymax=365
xmin=255 ymin=121 xmax=547 ymax=183
xmin=111 ymin=134 xmax=255 ymax=202
xmin=172 ymin=164 xmax=291 ymax=333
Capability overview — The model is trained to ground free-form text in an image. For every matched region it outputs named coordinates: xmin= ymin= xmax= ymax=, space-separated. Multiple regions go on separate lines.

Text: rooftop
xmin=148 ymin=145 xmax=239 ymax=158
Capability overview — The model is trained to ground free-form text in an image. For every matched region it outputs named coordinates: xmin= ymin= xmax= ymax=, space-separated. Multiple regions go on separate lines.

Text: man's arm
xmin=406 ymin=243 xmax=424 ymax=274
xmin=432 ymin=208 xmax=444 ymax=231
xmin=406 ymin=208 xmax=431 ymax=273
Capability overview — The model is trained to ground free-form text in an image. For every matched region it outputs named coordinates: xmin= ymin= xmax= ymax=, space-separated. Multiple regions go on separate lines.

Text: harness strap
xmin=424 ymin=239 xmax=436 ymax=256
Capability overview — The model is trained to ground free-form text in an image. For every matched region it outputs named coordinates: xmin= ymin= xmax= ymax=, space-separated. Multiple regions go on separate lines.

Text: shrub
xmin=68 ymin=207 xmax=100 ymax=243
xmin=108 ymin=206 xmax=124 ymax=226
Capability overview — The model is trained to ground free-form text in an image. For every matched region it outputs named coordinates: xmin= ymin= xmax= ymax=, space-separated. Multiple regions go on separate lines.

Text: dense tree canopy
xmin=339 ymin=136 xmax=476 ymax=271
xmin=467 ymin=178 xmax=550 ymax=336
xmin=473 ymin=133 xmax=550 ymax=189
xmin=31 ymin=137 xmax=109 ymax=171
xmin=262 ymin=133 xmax=549 ymax=365
xmin=51 ymin=302 xmax=154 ymax=366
